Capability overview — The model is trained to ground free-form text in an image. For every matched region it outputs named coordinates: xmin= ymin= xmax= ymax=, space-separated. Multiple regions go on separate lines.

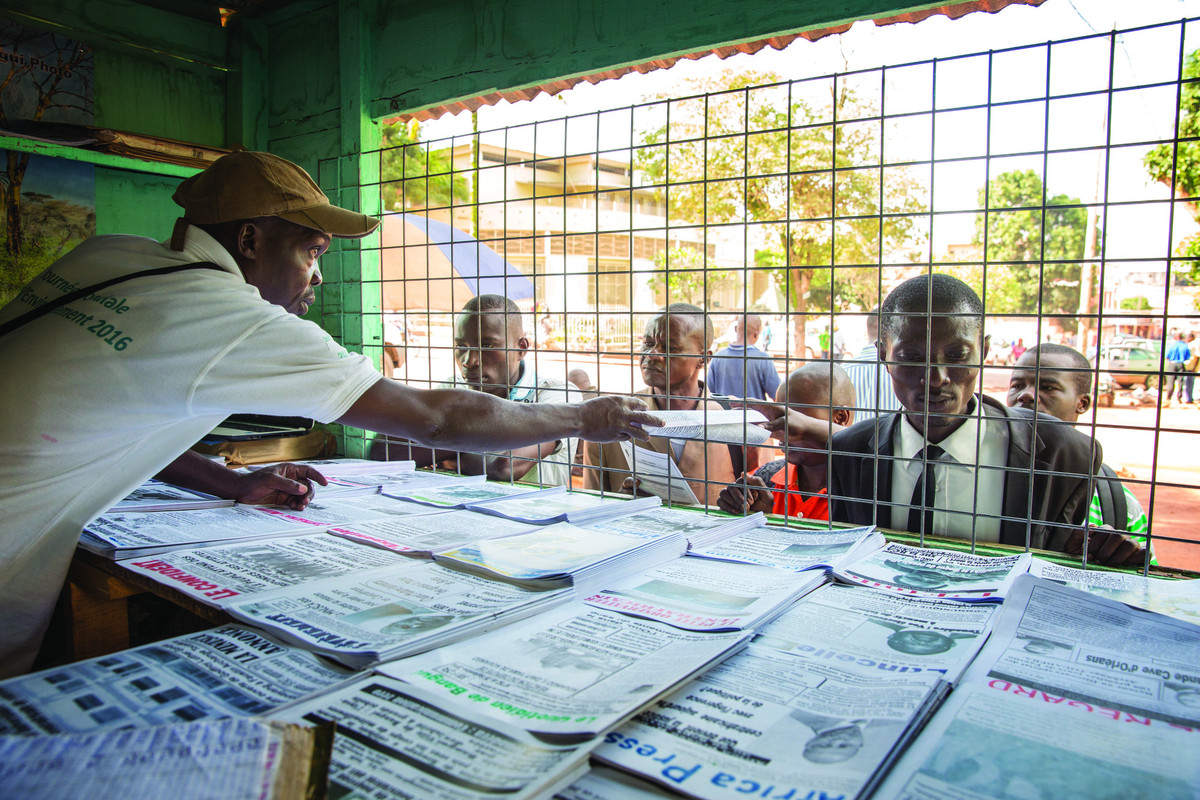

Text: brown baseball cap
xmin=173 ymin=150 xmax=380 ymax=239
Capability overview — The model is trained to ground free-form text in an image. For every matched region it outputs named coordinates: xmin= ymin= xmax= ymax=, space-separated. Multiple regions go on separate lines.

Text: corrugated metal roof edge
xmin=388 ymin=0 xmax=1045 ymax=124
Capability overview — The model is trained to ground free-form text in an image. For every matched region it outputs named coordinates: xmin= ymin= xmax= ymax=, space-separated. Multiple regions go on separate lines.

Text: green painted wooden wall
xmin=10 ymin=0 xmax=943 ymax=454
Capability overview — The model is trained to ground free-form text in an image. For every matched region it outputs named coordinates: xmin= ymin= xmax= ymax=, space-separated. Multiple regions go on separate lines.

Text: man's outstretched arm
xmin=338 ymin=379 xmax=662 ymax=452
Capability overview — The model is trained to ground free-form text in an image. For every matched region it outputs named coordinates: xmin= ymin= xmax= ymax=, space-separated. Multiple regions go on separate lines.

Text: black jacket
xmin=829 ymin=394 xmax=1101 ymax=552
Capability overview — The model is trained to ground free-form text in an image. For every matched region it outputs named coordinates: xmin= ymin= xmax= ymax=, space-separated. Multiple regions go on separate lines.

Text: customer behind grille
xmin=717 ymin=363 xmax=855 ymax=520
xmin=371 ymin=295 xmax=577 ymax=485
xmin=826 ymin=273 xmax=1145 ymax=567
xmin=1006 ymin=343 xmax=1152 ymax=559
xmin=584 ymin=303 xmax=735 ymax=505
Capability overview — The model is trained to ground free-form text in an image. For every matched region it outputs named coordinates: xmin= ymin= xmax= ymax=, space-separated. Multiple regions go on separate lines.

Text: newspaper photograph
xmin=835 ymin=542 xmax=1031 ymax=601
xmin=0 ymin=717 xmax=295 ymax=800
xmin=594 ymin=644 xmax=945 ymax=800
xmin=640 ymin=409 xmax=771 ymax=445
xmin=225 ymin=563 xmax=572 ymax=667
xmin=0 ymin=625 xmax=354 ymax=736
xmin=582 ymin=556 xmax=825 ymax=631
xmin=328 ymin=509 xmax=540 ymax=557
xmin=959 ymin=574 xmax=1200 ymax=727
xmin=379 ymin=605 xmax=750 ymax=737
xmin=874 ymin=679 xmax=1200 ymax=800
xmin=274 ymin=675 xmax=591 ymax=800
xmin=1029 ymin=558 xmax=1200 ymax=625
xmin=618 ymin=441 xmax=701 ymax=505
xmin=118 ymin=532 xmax=416 ymax=605
xmin=691 ymin=525 xmax=882 ymax=572
xmin=753 ymin=583 xmax=998 ymax=683
xmin=79 ymin=505 xmax=318 ymax=558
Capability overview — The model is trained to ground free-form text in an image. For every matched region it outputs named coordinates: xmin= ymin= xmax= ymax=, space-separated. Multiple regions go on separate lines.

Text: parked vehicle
xmin=1100 ymin=340 xmax=1162 ymax=388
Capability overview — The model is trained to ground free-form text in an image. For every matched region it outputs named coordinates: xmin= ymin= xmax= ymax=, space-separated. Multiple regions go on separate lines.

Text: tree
xmin=1119 ymin=296 xmax=1151 ymax=311
xmin=971 ymin=170 xmax=1089 ymax=319
xmin=647 ymin=245 xmax=737 ymax=307
xmin=380 ymin=120 xmax=469 ymax=214
xmin=635 ymin=70 xmax=928 ymax=354
xmin=1146 ymin=48 xmax=1200 ymax=282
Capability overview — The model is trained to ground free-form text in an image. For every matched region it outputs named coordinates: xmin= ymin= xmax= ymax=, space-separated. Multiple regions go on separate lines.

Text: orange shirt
xmin=766 ymin=462 xmax=829 ymax=520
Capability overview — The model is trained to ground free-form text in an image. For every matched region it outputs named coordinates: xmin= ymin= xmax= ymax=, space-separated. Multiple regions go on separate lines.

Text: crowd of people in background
xmin=379 ymin=274 xmax=1163 ymax=571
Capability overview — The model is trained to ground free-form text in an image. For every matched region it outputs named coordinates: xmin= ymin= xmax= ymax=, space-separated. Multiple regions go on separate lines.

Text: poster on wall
xmin=0 ymin=19 xmax=96 ymax=308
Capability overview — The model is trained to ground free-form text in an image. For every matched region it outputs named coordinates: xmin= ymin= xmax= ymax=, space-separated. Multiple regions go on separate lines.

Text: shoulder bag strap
xmin=0 ymin=261 xmax=224 ymax=339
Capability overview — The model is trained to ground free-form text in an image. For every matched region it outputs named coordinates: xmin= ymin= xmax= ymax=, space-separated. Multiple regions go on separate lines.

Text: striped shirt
xmin=842 ymin=345 xmax=902 ymax=417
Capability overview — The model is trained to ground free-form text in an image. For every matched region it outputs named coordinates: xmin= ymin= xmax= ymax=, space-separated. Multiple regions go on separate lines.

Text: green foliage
xmin=635 ymin=71 xmax=929 ymax=337
xmin=380 ymin=121 xmax=469 ymax=212
xmin=1119 ymin=295 xmax=1152 ymax=311
xmin=1145 ymin=49 xmax=1200 ymax=279
xmin=0 ymin=192 xmax=93 ymax=308
xmin=647 ymin=246 xmax=737 ymax=307
xmin=971 ymin=169 xmax=1088 ymax=316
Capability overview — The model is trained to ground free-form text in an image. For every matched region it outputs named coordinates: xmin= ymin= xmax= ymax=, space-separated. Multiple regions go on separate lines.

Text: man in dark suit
xmin=826 ymin=274 xmax=1144 ymax=567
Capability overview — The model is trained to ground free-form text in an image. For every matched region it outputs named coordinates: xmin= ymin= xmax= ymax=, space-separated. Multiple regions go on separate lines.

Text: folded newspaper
xmin=383 ymin=479 xmax=558 ymax=508
xmin=380 ymin=604 xmax=751 ymax=737
xmin=834 ymin=541 xmax=1031 ymax=602
xmin=753 ymin=582 xmax=999 ymax=683
xmin=224 ymin=562 xmax=572 ymax=668
xmin=274 ymin=676 xmax=593 ymax=800
xmin=594 ymin=644 xmax=947 ymax=800
xmin=117 ymin=532 xmax=418 ymax=606
xmin=640 ymin=409 xmax=772 ymax=445
xmin=79 ymin=505 xmax=319 ymax=559
xmin=466 ymin=489 xmax=662 ymax=525
xmin=618 ymin=440 xmax=702 ymax=505
xmin=586 ymin=506 xmax=767 ymax=550
xmin=875 ymin=574 xmax=1200 ymax=798
xmin=0 ymin=625 xmax=354 ymax=736
xmin=1028 ymin=557 xmax=1200 ymax=625
xmin=328 ymin=508 xmax=540 ymax=557
xmin=432 ymin=520 xmax=688 ymax=591
xmin=690 ymin=524 xmax=882 ymax=572
xmin=0 ymin=716 xmax=333 ymax=800
xmin=108 ymin=479 xmax=232 ymax=513
xmin=582 ymin=555 xmax=826 ymax=631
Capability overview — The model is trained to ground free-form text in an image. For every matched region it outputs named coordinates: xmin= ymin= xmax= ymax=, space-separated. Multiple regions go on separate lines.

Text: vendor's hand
xmin=580 ymin=396 xmax=663 ymax=443
xmin=717 ymin=473 xmax=773 ymax=515
xmin=235 ymin=463 xmax=328 ymax=511
xmin=1064 ymin=525 xmax=1148 ymax=568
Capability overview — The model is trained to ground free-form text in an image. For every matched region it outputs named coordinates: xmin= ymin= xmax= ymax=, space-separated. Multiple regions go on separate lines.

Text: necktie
xmin=907 ymin=444 xmax=945 ymax=535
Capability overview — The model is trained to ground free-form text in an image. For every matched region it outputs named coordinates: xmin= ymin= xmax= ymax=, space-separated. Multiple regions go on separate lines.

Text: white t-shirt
xmin=0 ymin=226 xmax=382 ymax=675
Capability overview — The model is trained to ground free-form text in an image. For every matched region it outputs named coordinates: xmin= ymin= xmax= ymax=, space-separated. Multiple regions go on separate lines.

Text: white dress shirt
xmin=889 ymin=397 xmax=1009 ymax=542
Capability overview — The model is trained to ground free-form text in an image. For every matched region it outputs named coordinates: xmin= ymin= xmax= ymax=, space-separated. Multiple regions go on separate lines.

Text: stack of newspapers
xmin=582 ymin=505 xmax=768 ymax=549
xmin=80 ymin=505 xmax=319 ymax=559
xmin=223 ymin=560 xmax=573 ymax=668
xmin=582 ymin=554 xmax=828 ymax=631
xmin=833 ymin=540 xmax=1031 ymax=602
xmin=433 ymin=519 xmax=689 ymax=590
xmin=690 ymin=523 xmax=884 ymax=572
xmin=42 ymin=461 xmax=1200 ymax=800
xmin=108 ymin=479 xmax=233 ymax=512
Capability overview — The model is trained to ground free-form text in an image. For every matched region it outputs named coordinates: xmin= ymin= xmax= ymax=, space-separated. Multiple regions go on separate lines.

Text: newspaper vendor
xmin=0 ymin=151 xmax=659 ymax=677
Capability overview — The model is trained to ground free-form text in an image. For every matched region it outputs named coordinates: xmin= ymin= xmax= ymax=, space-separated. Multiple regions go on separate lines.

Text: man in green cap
xmin=0 ymin=151 xmax=659 ymax=677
